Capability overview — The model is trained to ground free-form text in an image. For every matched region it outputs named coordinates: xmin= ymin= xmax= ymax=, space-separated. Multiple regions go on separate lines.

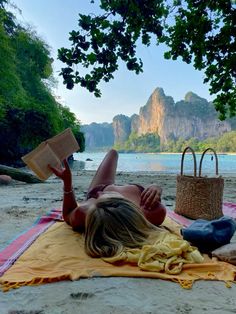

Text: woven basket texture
xmin=175 ymin=175 xmax=224 ymax=220
xmin=175 ymin=147 xmax=224 ymax=220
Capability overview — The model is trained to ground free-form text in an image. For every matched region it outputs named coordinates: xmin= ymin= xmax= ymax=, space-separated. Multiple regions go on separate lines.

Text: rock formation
xmin=82 ymin=88 xmax=234 ymax=149
xmin=113 ymin=88 xmax=232 ymax=145
xmin=81 ymin=122 xmax=114 ymax=149
xmin=113 ymin=115 xmax=131 ymax=144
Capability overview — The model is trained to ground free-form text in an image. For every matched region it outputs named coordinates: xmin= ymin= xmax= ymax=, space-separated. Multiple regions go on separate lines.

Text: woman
xmin=49 ymin=149 xmax=166 ymax=257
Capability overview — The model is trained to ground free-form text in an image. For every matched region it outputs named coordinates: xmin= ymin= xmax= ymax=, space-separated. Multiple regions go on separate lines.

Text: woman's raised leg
xmin=88 ymin=149 xmax=118 ymax=191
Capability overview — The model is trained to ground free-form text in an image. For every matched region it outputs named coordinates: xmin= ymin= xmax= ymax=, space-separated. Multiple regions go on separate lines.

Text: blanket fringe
xmin=225 ymin=281 xmax=232 ymax=288
xmin=171 ymin=278 xmax=194 ymax=289
xmin=0 ymin=274 xmax=71 ymax=292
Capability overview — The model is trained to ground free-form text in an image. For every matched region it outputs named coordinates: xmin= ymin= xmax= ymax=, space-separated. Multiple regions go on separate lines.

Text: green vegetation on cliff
xmin=115 ymin=131 xmax=236 ymax=153
xmin=163 ymin=131 xmax=236 ymax=153
xmin=0 ymin=0 xmax=84 ymax=166
xmin=114 ymin=133 xmax=161 ymax=153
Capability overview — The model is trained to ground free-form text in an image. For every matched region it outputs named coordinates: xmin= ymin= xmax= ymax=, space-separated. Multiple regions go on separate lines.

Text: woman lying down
xmin=49 ymin=149 xmax=203 ymax=274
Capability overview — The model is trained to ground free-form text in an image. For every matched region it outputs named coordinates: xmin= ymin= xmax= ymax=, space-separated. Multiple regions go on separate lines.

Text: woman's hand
xmin=48 ymin=159 xmax=72 ymax=190
xmin=141 ymin=184 xmax=162 ymax=210
xmin=141 ymin=185 xmax=166 ymax=225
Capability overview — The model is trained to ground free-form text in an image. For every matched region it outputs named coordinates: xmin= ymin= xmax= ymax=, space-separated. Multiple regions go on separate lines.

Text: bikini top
xmin=86 ymin=183 xmax=144 ymax=200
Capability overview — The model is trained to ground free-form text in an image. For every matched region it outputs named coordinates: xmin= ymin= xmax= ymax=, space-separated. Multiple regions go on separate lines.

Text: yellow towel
xmin=103 ymin=231 xmax=204 ymax=274
xmin=0 ymin=217 xmax=236 ymax=292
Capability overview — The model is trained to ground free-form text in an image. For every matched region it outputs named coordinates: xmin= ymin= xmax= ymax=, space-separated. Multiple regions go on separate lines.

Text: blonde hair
xmin=84 ymin=197 xmax=157 ymax=257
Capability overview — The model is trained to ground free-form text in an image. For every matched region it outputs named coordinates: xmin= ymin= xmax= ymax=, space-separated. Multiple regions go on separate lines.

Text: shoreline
xmin=74 ymin=152 xmax=236 ymax=174
xmin=82 ymin=151 xmax=236 ymax=155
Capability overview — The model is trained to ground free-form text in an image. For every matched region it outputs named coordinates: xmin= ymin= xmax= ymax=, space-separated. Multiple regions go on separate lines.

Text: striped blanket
xmin=0 ymin=209 xmax=63 ymax=276
xmin=0 ymin=203 xmax=236 ymax=277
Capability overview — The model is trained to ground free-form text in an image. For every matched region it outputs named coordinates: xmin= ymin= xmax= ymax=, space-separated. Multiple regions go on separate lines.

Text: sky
xmin=12 ymin=0 xmax=213 ymax=125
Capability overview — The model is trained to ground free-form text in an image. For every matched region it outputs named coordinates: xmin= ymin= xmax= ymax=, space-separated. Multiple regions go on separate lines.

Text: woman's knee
xmin=108 ymin=149 xmax=118 ymax=159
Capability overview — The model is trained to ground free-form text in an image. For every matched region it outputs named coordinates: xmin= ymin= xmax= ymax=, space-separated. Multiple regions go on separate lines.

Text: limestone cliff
xmin=113 ymin=88 xmax=231 ymax=145
xmin=113 ymin=114 xmax=131 ymax=144
xmin=82 ymin=88 xmax=234 ymax=149
xmin=133 ymin=88 xmax=231 ymax=144
xmin=81 ymin=122 xmax=114 ymax=149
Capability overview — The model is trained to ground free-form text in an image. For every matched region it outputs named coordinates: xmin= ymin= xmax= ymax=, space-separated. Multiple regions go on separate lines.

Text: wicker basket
xmin=175 ymin=147 xmax=224 ymax=220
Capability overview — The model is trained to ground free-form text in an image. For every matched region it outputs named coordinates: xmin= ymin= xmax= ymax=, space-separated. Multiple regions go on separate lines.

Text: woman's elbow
xmin=143 ymin=203 xmax=167 ymax=226
xmin=63 ymin=213 xmax=72 ymax=226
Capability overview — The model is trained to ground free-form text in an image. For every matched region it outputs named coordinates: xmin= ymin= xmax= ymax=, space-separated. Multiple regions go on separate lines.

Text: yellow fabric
xmin=0 ymin=217 xmax=236 ymax=292
xmin=103 ymin=231 xmax=204 ymax=274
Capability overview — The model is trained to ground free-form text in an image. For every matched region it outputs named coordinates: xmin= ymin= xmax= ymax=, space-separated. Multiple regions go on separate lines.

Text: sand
xmin=1 ymin=164 xmax=236 ymax=314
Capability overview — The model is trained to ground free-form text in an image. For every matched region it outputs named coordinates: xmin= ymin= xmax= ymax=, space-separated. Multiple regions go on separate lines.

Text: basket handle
xmin=199 ymin=147 xmax=219 ymax=176
xmin=180 ymin=146 xmax=197 ymax=176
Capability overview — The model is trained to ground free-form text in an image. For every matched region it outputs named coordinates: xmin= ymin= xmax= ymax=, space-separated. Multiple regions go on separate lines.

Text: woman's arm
xmin=67 ymin=198 xmax=96 ymax=231
xmin=49 ymin=159 xmax=92 ymax=229
xmin=142 ymin=202 xmax=167 ymax=226
xmin=140 ymin=184 xmax=162 ymax=207
xmin=49 ymin=159 xmax=76 ymax=220
xmin=62 ymin=189 xmax=78 ymax=224
xmin=140 ymin=184 xmax=166 ymax=226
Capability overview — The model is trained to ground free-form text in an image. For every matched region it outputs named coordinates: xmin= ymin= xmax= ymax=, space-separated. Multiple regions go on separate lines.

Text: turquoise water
xmin=74 ymin=152 xmax=236 ymax=174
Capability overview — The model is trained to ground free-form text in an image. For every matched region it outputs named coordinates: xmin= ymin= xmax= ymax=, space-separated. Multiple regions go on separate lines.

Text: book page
xmin=22 ymin=144 xmax=61 ymax=180
xmin=27 ymin=145 xmax=61 ymax=180
xmin=47 ymin=128 xmax=80 ymax=161
xmin=22 ymin=142 xmax=47 ymax=164
xmin=22 ymin=128 xmax=79 ymax=180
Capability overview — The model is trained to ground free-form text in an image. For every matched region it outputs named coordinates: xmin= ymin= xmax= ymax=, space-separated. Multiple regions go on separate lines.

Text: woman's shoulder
xmin=68 ymin=198 xmax=97 ymax=230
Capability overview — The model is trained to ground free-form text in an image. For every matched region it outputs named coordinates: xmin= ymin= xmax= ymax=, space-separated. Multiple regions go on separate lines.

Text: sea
xmin=74 ymin=151 xmax=236 ymax=175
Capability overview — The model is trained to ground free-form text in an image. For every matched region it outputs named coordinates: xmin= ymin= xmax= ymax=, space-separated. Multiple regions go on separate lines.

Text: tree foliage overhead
xmin=0 ymin=0 xmax=84 ymax=166
xmin=58 ymin=0 xmax=236 ymax=120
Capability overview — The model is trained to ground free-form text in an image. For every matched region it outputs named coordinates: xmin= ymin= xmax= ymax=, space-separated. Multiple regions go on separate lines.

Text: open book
xmin=22 ymin=128 xmax=80 ymax=180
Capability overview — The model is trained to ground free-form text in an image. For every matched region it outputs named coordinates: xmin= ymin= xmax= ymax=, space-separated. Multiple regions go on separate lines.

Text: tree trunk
xmin=0 ymin=164 xmax=43 ymax=183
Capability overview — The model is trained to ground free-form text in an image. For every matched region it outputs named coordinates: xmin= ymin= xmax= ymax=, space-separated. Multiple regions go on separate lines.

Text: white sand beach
xmin=1 ymin=165 xmax=236 ymax=314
